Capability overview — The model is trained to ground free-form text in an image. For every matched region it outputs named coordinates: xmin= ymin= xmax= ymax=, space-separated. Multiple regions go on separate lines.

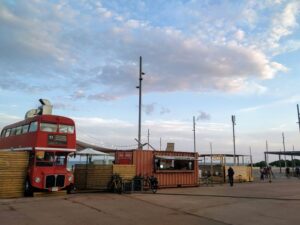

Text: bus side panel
xmin=0 ymin=132 xmax=37 ymax=150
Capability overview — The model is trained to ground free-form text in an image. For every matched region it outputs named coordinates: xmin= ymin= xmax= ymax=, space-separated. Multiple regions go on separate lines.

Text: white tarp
xmin=76 ymin=148 xmax=109 ymax=156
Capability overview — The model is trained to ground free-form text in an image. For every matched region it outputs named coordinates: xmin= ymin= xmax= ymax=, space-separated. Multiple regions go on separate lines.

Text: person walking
xmin=228 ymin=166 xmax=235 ymax=187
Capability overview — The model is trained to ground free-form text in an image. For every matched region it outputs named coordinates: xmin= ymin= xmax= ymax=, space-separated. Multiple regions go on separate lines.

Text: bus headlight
xmin=35 ymin=177 xmax=41 ymax=183
xmin=68 ymin=175 xmax=73 ymax=182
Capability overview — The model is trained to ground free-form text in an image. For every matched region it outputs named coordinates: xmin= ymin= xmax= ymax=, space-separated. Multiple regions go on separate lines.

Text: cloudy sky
xmin=1 ymin=0 xmax=300 ymax=162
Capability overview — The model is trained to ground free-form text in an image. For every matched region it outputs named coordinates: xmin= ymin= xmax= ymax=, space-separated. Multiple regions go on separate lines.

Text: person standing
xmin=228 ymin=167 xmax=235 ymax=186
xmin=260 ymin=167 xmax=264 ymax=181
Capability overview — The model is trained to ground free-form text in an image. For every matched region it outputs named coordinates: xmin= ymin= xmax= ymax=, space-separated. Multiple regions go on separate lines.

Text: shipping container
xmin=132 ymin=150 xmax=198 ymax=188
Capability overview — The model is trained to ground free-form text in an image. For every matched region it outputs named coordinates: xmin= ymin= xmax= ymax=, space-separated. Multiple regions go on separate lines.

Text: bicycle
xmin=143 ymin=175 xmax=158 ymax=193
xmin=107 ymin=174 xmax=123 ymax=194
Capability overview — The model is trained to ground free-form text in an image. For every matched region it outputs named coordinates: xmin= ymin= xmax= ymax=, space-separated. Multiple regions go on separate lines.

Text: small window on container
xmin=5 ymin=129 xmax=11 ymax=137
xmin=59 ymin=124 xmax=74 ymax=134
xmin=15 ymin=126 xmax=22 ymax=135
xmin=22 ymin=124 xmax=29 ymax=134
xmin=29 ymin=121 xmax=38 ymax=132
xmin=40 ymin=123 xmax=57 ymax=132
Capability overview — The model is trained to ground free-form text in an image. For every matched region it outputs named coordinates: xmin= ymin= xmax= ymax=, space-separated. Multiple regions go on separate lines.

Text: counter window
xmin=155 ymin=157 xmax=194 ymax=171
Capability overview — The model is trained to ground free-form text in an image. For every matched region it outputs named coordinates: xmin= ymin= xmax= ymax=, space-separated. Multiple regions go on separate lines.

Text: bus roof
xmin=1 ymin=114 xmax=75 ymax=130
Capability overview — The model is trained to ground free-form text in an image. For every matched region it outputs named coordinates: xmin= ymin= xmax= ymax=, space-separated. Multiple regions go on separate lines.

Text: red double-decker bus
xmin=0 ymin=100 xmax=76 ymax=195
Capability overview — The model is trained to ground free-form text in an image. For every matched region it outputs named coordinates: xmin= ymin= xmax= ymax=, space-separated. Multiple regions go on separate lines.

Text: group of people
xmin=226 ymin=165 xmax=300 ymax=187
xmin=285 ymin=167 xmax=300 ymax=178
xmin=259 ymin=167 xmax=274 ymax=181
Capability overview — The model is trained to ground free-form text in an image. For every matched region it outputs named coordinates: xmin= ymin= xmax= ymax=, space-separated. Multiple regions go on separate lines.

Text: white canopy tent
xmin=77 ymin=148 xmax=109 ymax=156
xmin=76 ymin=148 xmax=110 ymax=164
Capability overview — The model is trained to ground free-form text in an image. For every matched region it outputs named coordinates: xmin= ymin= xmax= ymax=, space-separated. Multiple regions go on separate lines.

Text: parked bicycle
xmin=143 ymin=175 xmax=158 ymax=193
xmin=107 ymin=174 xmax=123 ymax=194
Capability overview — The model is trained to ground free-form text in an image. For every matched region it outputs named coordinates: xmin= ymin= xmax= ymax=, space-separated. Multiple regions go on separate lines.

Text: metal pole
xmin=147 ymin=129 xmax=150 ymax=150
xmin=137 ymin=56 xmax=144 ymax=150
xmin=292 ymin=145 xmax=295 ymax=174
xmin=282 ymin=132 xmax=287 ymax=168
xmin=210 ymin=142 xmax=213 ymax=178
xmin=265 ymin=140 xmax=269 ymax=166
xmin=159 ymin=137 xmax=161 ymax=151
xmin=232 ymin=115 xmax=236 ymax=165
xmin=249 ymin=147 xmax=253 ymax=166
xmin=249 ymin=146 xmax=253 ymax=181
xmin=193 ymin=116 xmax=196 ymax=153
xmin=297 ymin=104 xmax=300 ymax=133
xmin=279 ymin=149 xmax=282 ymax=173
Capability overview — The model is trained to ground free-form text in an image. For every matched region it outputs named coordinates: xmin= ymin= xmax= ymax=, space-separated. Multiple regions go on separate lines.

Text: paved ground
xmin=1 ymin=177 xmax=300 ymax=225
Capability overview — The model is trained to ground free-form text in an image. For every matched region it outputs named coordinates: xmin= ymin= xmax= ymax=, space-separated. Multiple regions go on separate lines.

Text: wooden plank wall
xmin=113 ymin=164 xmax=136 ymax=180
xmin=74 ymin=164 xmax=136 ymax=190
xmin=224 ymin=166 xmax=253 ymax=182
xmin=74 ymin=164 xmax=113 ymax=190
xmin=0 ymin=151 xmax=29 ymax=198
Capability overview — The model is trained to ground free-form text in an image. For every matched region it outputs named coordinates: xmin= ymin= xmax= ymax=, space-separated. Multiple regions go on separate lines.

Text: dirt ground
xmin=1 ymin=177 xmax=300 ymax=225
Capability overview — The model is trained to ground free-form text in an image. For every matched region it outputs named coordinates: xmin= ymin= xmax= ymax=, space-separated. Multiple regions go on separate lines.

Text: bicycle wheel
xmin=115 ymin=180 xmax=123 ymax=194
xmin=151 ymin=184 xmax=157 ymax=194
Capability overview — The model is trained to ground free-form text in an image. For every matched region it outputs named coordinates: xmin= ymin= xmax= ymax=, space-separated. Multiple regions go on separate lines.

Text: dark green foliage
xmin=252 ymin=161 xmax=267 ymax=167
xmin=269 ymin=159 xmax=300 ymax=167
xmin=252 ymin=159 xmax=300 ymax=167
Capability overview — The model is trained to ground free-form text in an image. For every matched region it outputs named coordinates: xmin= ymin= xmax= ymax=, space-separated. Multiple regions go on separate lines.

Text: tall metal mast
xmin=193 ymin=116 xmax=196 ymax=153
xmin=137 ymin=56 xmax=145 ymax=149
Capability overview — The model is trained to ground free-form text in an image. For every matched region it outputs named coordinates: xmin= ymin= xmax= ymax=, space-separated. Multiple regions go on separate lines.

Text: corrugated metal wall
xmin=133 ymin=150 xmax=153 ymax=176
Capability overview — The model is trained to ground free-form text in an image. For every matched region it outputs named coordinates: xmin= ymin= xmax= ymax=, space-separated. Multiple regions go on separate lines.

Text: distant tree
xmin=252 ymin=161 xmax=267 ymax=167
xmin=252 ymin=159 xmax=300 ymax=167
xmin=269 ymin=159 xmax=300 ymax=167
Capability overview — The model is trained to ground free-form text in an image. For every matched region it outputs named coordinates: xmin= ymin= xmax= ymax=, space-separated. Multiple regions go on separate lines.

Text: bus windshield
xmin=35 ymin=151 xmax=68 ymax=167
xmin=40 ymin=123 xmax=75 ymax=134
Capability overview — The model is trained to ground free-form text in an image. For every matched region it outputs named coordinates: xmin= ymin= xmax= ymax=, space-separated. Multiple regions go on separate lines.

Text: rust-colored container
xmin=115 ymin=151 xmax=133 ymax=164
xmin=133 ymin=150 xmax=198 ymax=188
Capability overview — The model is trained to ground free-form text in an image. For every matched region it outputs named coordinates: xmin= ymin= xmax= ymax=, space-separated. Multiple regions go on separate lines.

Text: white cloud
xmin=0 ymin=0 xmax=295 ymax=99
xmin=238 ymin=94 xmax=300 ymax=113
xmin=0 ymin=113 xmax=21 ymax=130
xmin=268 ymin=1 xmax=300 ymax=49
xmin=235 ymin=29 xmax=245 ymax=41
